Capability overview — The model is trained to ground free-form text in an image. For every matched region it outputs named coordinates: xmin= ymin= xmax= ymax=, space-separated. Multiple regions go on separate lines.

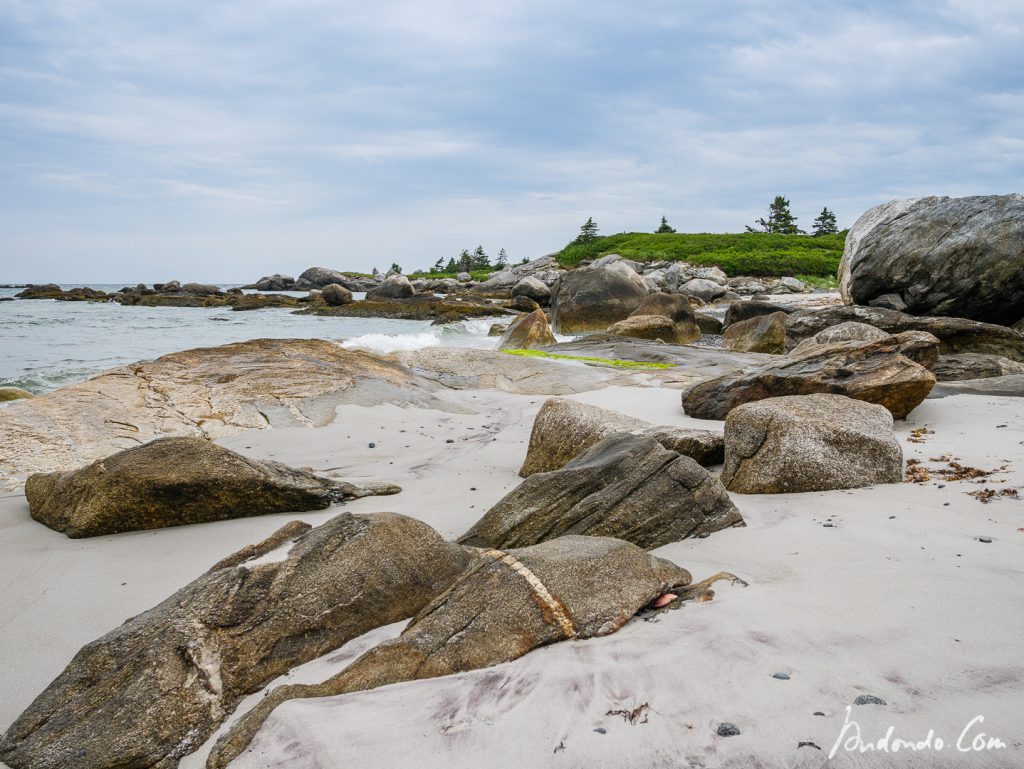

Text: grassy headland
xmin=554 ymin=231 xmax=846 ymax=277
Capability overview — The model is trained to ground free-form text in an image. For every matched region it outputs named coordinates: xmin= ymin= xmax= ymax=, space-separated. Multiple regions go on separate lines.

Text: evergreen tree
xmin=495 ymin=248 xmax=508 ymax=269
xmin=746 ymin=196 xmax=803 ymax=234
xmin=430 ymin=257 xmax=444 ymax=273
xmin=472 ymin=245 xmax=491 ymax=270
xmin=573 ymin=217 xmax=599 ymax=245
xmin=445 ymin=257 xmax=457 ymax=273
xmin=390 ymin=262 xmax=402 ymax=274
xmin=655 ymin=215 xmax=676 ymax=234
xmin=811 ymin=207 xmax=839 ymax=236
xmin=457 ymin=249 xmax=472 ymax=272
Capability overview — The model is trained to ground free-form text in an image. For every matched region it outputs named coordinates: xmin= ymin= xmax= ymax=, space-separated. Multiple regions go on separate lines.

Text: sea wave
xmin=340 ymin=330 xmax=444 ymax=354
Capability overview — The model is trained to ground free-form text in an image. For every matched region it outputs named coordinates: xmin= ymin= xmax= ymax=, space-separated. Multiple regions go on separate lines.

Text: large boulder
xmin=789 ymin=321 xmax=890 ymax=356
xmin=519 ymin=397 xmax=722 ymax=477
xmin=24 ymin=436 xmax=399 ymax=537
xmin=682 ymin=332 xmax=939 ymax=420
xmin=459 ymin=433 xmax=743 ymax=551
xmin=296 ymin=267 xmax=350 ymax=289
xmin=838 ymin=194 xmax=1024 ymax=325
xmin=321 ymin=283 xmax=353 ymax=306
xmin=511 ymin=276 xmax=551 ymax=305
xmin=207 ymin=535 xmax=699 ymax=768
xmin=0 ymin=512 xmax=473 ymax=769
xmin=628 ymin=292 xmax=702 ymax=343
xmin=723 ymin=299 xmax=794 ymax=329
xmin=722 ymin=311 xmax=787 ymax=353
xmin=720 ymin=394 xmax=903 ymax=493
xmin=250 ymin=274 xmax=295 ymax=291
xmin=930 ymin=353 xmax=1024 ymax=381
xmin=550 ymin=262 xmax=649 ymax=333
xmin=679 ymin=277 xmax=727 ymax=302
xmin=784 ymin=306 xmax=1024 ymax=361
xmin=498 ymin=309 xmax=556 ymax=350
xmin=366 ymin=274 xmax=415 ymax=300
xmin=607 ymin=314 xmax=681 ymax=343
xmin=181 ymin=283 xmax=223 ymax=296
xmin=471 ymin=270 xmax=519 ymax=295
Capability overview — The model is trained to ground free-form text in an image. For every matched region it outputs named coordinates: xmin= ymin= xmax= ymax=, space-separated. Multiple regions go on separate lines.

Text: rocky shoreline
xmin=1 ymin=194 xmax=1023 ymax=769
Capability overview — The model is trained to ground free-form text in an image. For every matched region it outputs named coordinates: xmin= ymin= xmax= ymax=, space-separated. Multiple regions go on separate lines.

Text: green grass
xmin=555 ymin=231 xmax=846 ymax=277
xmin=410 ymin=269 xmax=494 ymax=281
xmin=502 ymin=349 xmax=674 ymax=370
xmin=795 ymin=273 xmax=839 ymax=289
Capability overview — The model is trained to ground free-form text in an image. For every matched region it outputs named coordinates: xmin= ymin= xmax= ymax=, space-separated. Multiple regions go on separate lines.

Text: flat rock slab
xmin=24 ymin=436 xmax=399 ymax=537
xmin=0 ymin=512 xmax=473 ymax=769
xmin=458 ymin=433 xmax=743 ymax=551
xmin=541 ymin=335 xmax=772 ymax=374
xmin=928 ymin=374 xmax=1024 ymax=399
xmin=206 ymin=535 xmax=694 ymax=768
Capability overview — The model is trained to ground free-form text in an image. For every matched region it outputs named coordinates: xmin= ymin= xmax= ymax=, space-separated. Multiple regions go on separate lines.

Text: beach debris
xmin=459 ymin=433 xmax=743 ymax=551
xmin=968 ymin=488 xmax=1019 ymax=504
xmin=799 ymin=741 xmax=823 ymax=750
xmin=651 ymin=593 xmax=678 ymax=608
xmin=907 ymin=427 xmax=934 ymax=444
xmin=0 ymin=513 xmax=472 ymax=769
xmin=607 ymin=703 xmax=650 ymax=725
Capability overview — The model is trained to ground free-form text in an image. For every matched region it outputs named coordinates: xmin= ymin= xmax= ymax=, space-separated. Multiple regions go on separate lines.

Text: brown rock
xmin=722 ymin=311 xmax=787 ymax=353
xmin=550 ymin=262 xmax=648 ymax=333
xmin=628 ymin=292 xmax=702 ymax=343
xmin=321 ymin=283 xmax=353 ymax=306
xmin=498 ymin=309 xmax=556 ymax=350
xmin=607 ymin=314 xmax=680 ymax=343
xmin=682 ymin=332 xmax=938 ymax=420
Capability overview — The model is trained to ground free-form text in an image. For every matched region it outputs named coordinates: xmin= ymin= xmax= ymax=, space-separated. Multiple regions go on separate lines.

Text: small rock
xmin=772 ymin=672 xmax=791 ymax=680
xmin=813 ymin=711 xmax=826 ymax=716
xmin=594 ymin=728 xmax=607 ymax=735
xmin=853 ymin=694 xmax=886 ymax=706
xmin=368 ymin=442 xmax=376 ymax=449
xmin=978 ymin=537 xmax=993 ymax=543
xmin=717 ymin=722 xmax=741 ymax=737
xmin=446 ymin=439 xmax=454 ymax=444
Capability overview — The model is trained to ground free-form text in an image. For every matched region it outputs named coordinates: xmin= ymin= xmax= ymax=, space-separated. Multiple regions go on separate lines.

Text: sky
xmin=0 ymin=0 xmax=1021 ymax=283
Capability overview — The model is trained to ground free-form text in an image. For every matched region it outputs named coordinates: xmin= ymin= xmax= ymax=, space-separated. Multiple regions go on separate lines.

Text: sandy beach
xmin=2 ymin=360 xmax=1022 ymax=768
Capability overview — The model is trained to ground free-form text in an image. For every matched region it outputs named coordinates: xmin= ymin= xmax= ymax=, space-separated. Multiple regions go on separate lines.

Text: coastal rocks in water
xmin=680 ymin=278 xmax=727 ymax=302
xmin=838 ymin=194 xmax=1024 ymax=325
xmin=0 ymin=512 xmax=472 ymax=769
xmin=607 ymin=314 xmax=680 ymax=343
xmin=511 ymin=276 xmax=551 ymax=306
xmin=498 ymin=309 xmax=556 ymax=350
xmin=299 ymin=295 xmax=508 ymax=323
xmin=789 ymin=321 xmax=890 ymax=356
xmin=550 ymin=261 xmax=648 ymax=334
xmin=295 ymin=266 xmax=350 ymax=289
xmin=0 ymin=386 xmax=35 ymax=402
xmin=723 ymin=299 xmax=794 ymax=329
xmin=249 ymin=274 xmax=294 ymax=291
xmin=722 ymin=311 xmax=787 ymax=353
xmin=930 ymin=353 xmax=1024 ymax=381
xmin=720 ymin=394 xmax=903 ymax=493
xmin=24 ymin=436 xmax=400 ymax=537
xmin=519 ymin=397 xmax=722 ymax=476
xmin=509 ymin=294 xmax=541 ymax=312
xmin=181 ymin=283 xmax=223 ymax=296
xmin=321 ymin=283 xmax=353 ymax=306
xmin=783 ymin=305 xmax=1024 ymax=362
xmin=367 ymin=274 xmax=415 ymax=300
xmin=682 ymin=332 xmax=938 ymax=420
xmin=628 ymin=292 xmax=702 ymax=343
xmin=459 ymin=433 xmax=743 ymax=551
xmin=206 ymin=535 xmax=698 ymax=769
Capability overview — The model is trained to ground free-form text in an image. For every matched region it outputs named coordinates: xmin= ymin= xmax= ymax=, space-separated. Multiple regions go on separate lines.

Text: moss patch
xmin=502 ymin=349 xmax=674 ymax=369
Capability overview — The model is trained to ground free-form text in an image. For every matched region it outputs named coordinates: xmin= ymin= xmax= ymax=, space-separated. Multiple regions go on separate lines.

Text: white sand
xmin=2 ymin=374 xmax=1023 ymax=768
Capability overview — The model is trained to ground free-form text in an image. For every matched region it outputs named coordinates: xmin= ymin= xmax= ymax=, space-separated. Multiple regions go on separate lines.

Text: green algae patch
xmin=502 ymin=349 xmax=674 ymax=370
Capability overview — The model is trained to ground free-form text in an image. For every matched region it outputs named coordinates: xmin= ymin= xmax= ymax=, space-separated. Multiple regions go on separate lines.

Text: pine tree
xmin=390 ymin=262 xmax=402 ymax=274
xmin=471 ymin=245 xmax=490 ymax=270
xmin=495 ymin=248 xmax=508 ymax=269
xmin=573 ymin=217 xmax=599 ymax=245
xmin=811 ymin=207 xmax=839 ymax=236
xmin=431 ymin=257 xmax=444 ymax=273
xmin=457 ymin=249 xmax=472 ymax=272
xmin=746 ymin=196 xmax=803 ymax=234
xmin=445 ymin=257 xmax=457 ymax=273
xmin=656 ymin=215 xmax=676 ymax=234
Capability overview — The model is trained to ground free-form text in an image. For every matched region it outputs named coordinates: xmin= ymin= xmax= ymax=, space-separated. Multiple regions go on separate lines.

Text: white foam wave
xmin=340 ymin=331 xmax=441 ymax=353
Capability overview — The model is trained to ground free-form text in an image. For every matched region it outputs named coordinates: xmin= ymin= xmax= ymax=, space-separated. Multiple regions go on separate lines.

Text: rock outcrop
xmin=459 ymin=433 xmax=742 ymax=551
xmin=519 ymin=397 xmax=722 ymax=476
xmin=722 ymin=300 xmax=794 ymax=330
xmin=784 ymin=306 xmax=1024 ymax=361
xmin=366 ymin=274 xmax=415 ymax=300
xmin=838 ymin=194 xmax=1024 ymax=325
xmin=789 ymin=321 xmax=890 ymax=356
xmin=0 ymin=386 xmax=35 ymax=402
xmin=720 ymin=394 xmax=903 ymax=493
xmin=321 ymin=283 xmax=353 ymax=306
xmin=24 ymin=437 xmax=399 ymax=537
xmin=511 ymin=276 xmax=551 ymax=305
xmin=0 ymin=512 xmax=473 ymax=769
xmin=722 ymin=311 xmax=787 ymax=353
xmin=550 ymin=261 xmax=648 ymax=333
xmin=930 ymin=353 xmax=1024 ymax=381
xmin=627 ymin=292 xmax=702 ymax=343
xmin=607 ymin=314 xmax=680 ymax=343
xmin=682 ymin=332 xmax=938 ymax=420
xmin=498 ymin=309 xmax=557 ymax=350
xmin=206 ymin=535 xmax=708 ymax=769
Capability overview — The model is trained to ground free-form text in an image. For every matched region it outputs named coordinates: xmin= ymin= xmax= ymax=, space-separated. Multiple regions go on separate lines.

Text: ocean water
xmin=0 ymin=285 xmax=512 ymax=394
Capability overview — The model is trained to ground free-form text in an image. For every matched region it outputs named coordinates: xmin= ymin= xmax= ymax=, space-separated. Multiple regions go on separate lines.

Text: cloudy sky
xmin=1 ymin=0 xmax=1021 ymax=282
